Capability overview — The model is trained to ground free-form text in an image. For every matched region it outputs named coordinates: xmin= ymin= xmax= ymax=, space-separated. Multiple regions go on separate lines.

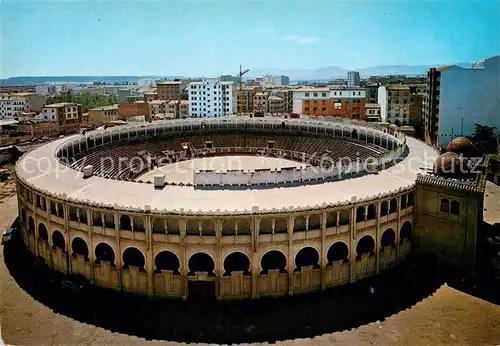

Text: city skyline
xmin=2 ymin=0 xmax=499 ymax=78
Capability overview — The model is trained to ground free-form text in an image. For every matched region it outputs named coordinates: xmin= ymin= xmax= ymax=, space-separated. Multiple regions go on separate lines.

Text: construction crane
xmin=238 ymin=65 xmax=250 ymax=115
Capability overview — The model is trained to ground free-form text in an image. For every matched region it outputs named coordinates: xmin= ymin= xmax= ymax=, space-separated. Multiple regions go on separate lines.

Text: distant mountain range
xmin=1 ymin=63 xmax=472 ymax=86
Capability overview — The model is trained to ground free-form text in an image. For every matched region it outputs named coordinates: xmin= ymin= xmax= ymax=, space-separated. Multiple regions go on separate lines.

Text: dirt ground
xmin=1 ymin=190 xmax=500 ymax=345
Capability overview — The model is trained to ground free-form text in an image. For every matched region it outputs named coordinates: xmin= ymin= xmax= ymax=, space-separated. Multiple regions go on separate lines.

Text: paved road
xmin=1 ymin=194 xmax=500 ymax=345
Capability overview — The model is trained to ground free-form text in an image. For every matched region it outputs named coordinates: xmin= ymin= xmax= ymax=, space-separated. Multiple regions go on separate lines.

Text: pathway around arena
xmin=1 ymin=194 xmax=500 ymax=345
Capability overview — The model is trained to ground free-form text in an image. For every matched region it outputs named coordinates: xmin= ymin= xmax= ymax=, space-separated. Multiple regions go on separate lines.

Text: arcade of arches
xmin=17 ymin=185 xmax=414 ymax=300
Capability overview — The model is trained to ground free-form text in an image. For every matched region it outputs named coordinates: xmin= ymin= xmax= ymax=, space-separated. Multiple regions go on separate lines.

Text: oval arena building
xmin=15 ymin=117 xmax=438 ymax=300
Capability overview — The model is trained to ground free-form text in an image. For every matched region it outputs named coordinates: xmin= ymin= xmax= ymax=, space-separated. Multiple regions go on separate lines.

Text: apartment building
xmin=423 ymin=55 xmax=500 ymax=149
xmin=118 ymin=102 xmax=149 ymax=118
xmin=148 ymin=100 xmax=168 ymax=116
xmin=157 ymin=80 xmax=189 ymax=100
xmin=253 ymin=92 xmax=269 ymax=113
xmin=0 ymin=93 xmax=46 ymax=120
xmin=365 ymin=103 xmax=381 ymax=122
xmin=237 ymin=86 xmax=261 ymax=113
xmin=271 ymin=89 xmax=293 ymax=113
xmin=188 ymin=79 xmax=237 ymax=118
xmin=35 ymin=86 xmax=56 ymax=95
xmin=88 ymin=105 xmax=119 ymax=124
xmin=365 ymin=83 xmax=379 ymax=104
xmin=143 ymin=91 xmax=158 ymax=102
xmin=258 ymin=75 xmax=290 ymax=88
xmin=378 ymin=85 xmax=411 ymax=125
xmin=293 ymin=87 xmax=366 ymax=119
xmin=166 ymin=100 xmax=189 ymax=118
xmin=41 ymin=102 xmax=83 ymax=133
xmin=347 ymin=71 xmax=360 ymax=87
xmin=268 ymin=95 xmax=285 ymax=113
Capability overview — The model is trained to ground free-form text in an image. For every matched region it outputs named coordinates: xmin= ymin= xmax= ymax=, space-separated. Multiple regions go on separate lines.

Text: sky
xmin=1 ymin=0 xmax=499 ymax=78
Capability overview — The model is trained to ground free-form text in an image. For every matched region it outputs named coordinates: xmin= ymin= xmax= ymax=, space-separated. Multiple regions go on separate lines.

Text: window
xmin=440 ymin=198 xmax=449 ymax=212
xmin=313 ymin=93 xmax=318 ymax=97
xmin=322 ymin=93 xmax=327 ymax=97
xmin=450 ymin=201 xmax=460 ymax=215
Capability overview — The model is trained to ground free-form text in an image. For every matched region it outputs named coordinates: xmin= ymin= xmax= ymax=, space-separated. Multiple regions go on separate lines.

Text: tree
xmin=471 ymin=123 xmax=498 ymax=154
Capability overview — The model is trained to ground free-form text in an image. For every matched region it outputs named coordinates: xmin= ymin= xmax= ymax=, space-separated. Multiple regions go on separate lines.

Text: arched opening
xmin=188 ymin=253 xmax=215 ymax=275
xmin=308 ymin=214 xmax=321 ymax=230
xmin=223 ymin=252 xmax=250 ymax=276
xmin=28 ymin=216 xmax=35 ymax=233
xmin=389 ymin=198 xmax=398 ymax=213
xmin=275 ymin=218 xmax=288 ymax=233
xmin=154 ymin=251 xmax=180 ymax=274
xmin=133 ymin=217 xmax=145 ymax=232
xmin=400 ymin=221 xmax=412 ymax=242
xmin=95 ymin=243 xmax=115 ymax=264
xmin=259 ymin=219 xmax=273 ymax=234
xmin=440 ymin=198 xmax=449 ymax=212
xmin=380 ymin=201 xmax=388 ymax=216
xmin=51 ymin=230 xmax=65 ymax=250
xmin=356 ymin=235 xmax=375 ymax=259
xmin=152 ymin=218 xmax=166 ymax=234
xmin=381 ymin=228 xmax=396 ymax=249
xmin=327 ymin=242 xmax=349 ymax=264
xmin=339 ymin=210 xmax=350 ymax=225
xmin=450 ymin=200 xmax=460 ymax=215
xmin=261 ymin=250 xmax=287 ymax=274
xmin=401 ymin=195 xmax=407 ymax=209
xmin=326 ymin=212 xmax=337 ymax=228
xmin=293 ymin=216 xmax=306 ymax=232
xmin=407 ymin=192 xmax=414 ymax=207
xmin=356 ymin=206 xmax=365 ymax=222
xmin=122 ymin=247 xmax=145 ymax=269
xmin=71 ymin=237 xmax=89 ymax=259
xmin=38 ymin=223 xmax=48 ymax=242
xmin=237 ymin=219 xmax=251 ymax=235
xmin=186 ymin=220 xmax=199 ymax=235
xmin=120 ymin=215 xmax=132 ymax=231
xmin=222 ymin=220 xmax=235 ymax=236
xmin=367 ymin=204 xmax=376 ymax=220
xmin=351 ymin=129 xmax=358 ymax=140
xmin=202 ymin=220 xmax=215 ymax=235
xmin=294 ymin=247 xmax=320 ymax=271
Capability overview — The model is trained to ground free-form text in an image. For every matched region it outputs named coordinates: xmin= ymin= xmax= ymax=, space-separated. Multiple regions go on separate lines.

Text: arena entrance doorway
xmin=187 ymin=280 xmax=216 ymax=302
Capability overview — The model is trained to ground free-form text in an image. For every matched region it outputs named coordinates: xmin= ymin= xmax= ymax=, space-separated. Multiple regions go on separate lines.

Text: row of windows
xmin=439 ymin=198 xmax=460 ymax=216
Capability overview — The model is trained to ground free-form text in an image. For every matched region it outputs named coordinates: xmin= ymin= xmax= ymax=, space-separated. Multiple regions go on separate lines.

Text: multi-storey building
xmin=423 ymin=55 xmax=500 ymax=149
xmin=365 ymin=83 xmax=379 ymax=104
xmin=88 ymin=105 xmax=119 ymax=124
xmin=237 ymin=86 xmax=261 ymax=113
xmin=268 ymin=95 xmax=285 ymax=114
xmin=188 ymin=79 xmax=237 ymax=118
xmin=0 ymin=93 xmax=46 ymax=119
xmin=271 ymin=89 xmax=293 ymax=114
xmin=148 ymin=100 xmax=168 ymax=116
xmin=347 ymin=71 xmax=360 ymax=88
xmin=253 ymin=92 xmax=269 ymax=113
xmin=0 ymin=86 xmax=36 ymax=93
xmin=293 ymin=87 xmax=366 ymax=119
xmin=143 ymin=91 xmax=158 ymax=102
xmin=41 ymin=102 xmax=83 ymax=133
xmin=364 ymin=103 xmax=381 ymax=122
xmin=156 ymin=80 xmax=189 ymax=100
xmin=35 ymin=86 xmax=56 ymax=95
xmin=118 ymin=102 xmax=149 ymax=119
xmin=258 ymin=75 xmax=290 ymax=88
xmin=166 ymin=100 xmax=189 ymax=118
xmin=378 ymin=85 xmax=411 ymax=125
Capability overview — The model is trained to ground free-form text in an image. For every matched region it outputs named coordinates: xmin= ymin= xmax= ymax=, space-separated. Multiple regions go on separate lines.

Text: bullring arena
xmin=14 ymin=117 xmax=437 ymax=300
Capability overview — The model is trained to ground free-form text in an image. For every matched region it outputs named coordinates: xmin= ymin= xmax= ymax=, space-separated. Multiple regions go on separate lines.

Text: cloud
xmin=282 ymin=35 xmax=320 ymax=44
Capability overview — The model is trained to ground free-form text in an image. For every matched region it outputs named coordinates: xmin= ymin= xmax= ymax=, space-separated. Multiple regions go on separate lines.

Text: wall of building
xmin=438 ymin=57 xmax=500 ymax=148
xmin=17 ymin=181 xmax=414 ymax=300
xmin=118 ymin=102 xmax=149 ymax=118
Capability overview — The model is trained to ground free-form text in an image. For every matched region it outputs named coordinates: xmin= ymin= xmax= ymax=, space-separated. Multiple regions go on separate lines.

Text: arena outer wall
xmin=14 ymin=117 xmax=437 ymax=300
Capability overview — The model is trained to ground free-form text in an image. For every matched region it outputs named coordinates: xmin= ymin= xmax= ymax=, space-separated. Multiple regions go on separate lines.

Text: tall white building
xmin=347 ymin=71 xmax=360 ymax=88
xmin=423 ymin=55 xmax=500 ymax=148
xmin=0 ymin=93 xmax=46 ymax=120
xmin=259 ymin=75 xmax=290 ymax=88
xmin=188 ymin=79 xmax=237 ymax=118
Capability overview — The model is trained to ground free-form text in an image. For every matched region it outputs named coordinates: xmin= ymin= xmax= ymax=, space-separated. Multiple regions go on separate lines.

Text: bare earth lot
xmin=1 ymin=178 xmax=500 ymax=345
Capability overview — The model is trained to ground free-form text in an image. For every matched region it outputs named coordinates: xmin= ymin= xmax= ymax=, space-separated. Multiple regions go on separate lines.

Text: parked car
xmin=1 ymin=227 xmax=18 ymax=245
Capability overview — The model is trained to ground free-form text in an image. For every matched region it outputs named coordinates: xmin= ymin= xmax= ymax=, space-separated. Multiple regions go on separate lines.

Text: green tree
xmin=470 ymin=123 xmax=498 ymax=154
xmin=47 ymin=92 xmax=118 ymax=112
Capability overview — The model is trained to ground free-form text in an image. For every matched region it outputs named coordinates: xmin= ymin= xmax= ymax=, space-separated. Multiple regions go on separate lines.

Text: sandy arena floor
xmin=1 ymin=172 xmax=500 ymax=345
xmin=137 ymin=155 xmax=305 ymax=184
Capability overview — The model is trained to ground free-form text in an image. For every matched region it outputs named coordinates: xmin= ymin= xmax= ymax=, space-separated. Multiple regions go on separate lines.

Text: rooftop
xmin=89 ymin=104 xmax=118 ymax=111
xmin=157 ymin=81 xmax=183 ymax=85
xmin=0 ymin=120 xmax=19 ymax=126
xmin=44 ymin=102 xmax=80 ymax=108
xmin=16 ymin=129 xmax=436 ymax=215
xmin=365 ymin=103 xmax=381 ymax=108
